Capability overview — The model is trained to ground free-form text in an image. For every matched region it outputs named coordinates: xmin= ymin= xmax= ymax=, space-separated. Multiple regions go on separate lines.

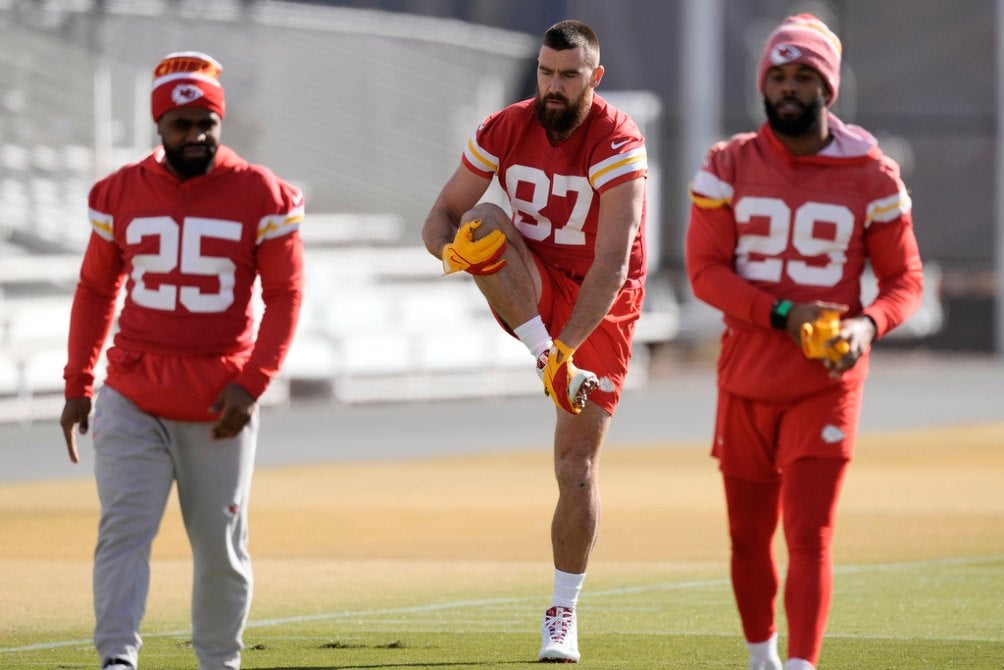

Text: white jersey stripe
xmin=589 ymin=148 xmax=647 ymax=190
xmin=865 ymin=188 xmax=911 ymax=227
xmin=690 ymin=169 xmax=734 ymax=204
xmin=257 ymin=205 xmax=304 ymax=244
xmin=464 ymin=133 xmax=498 ymax=174
xmin=88 ymin=208 xmax=114 ymax=241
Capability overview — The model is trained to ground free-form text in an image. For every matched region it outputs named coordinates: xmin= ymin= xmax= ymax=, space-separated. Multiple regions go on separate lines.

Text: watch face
xmin=771 ymin=300 xmax=792 ymax=329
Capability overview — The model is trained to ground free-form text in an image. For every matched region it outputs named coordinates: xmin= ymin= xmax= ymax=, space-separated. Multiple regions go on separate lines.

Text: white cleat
xmin=566 ymin=369 xmax=599 ymax=411
xmin=538 ymin=606 xmax=580 ymax=663
xmin=101 ymin=659 xmax=134 ymax=670
xmin=750 ymin=658 xmax=782 ymax=670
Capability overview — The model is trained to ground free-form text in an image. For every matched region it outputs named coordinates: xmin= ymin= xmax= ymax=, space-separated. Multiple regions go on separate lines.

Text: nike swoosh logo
xmin=611 ymin=139 xmax=630 ymax=149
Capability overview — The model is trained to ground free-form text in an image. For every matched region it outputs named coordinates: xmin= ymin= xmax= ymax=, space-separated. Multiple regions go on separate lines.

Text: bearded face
xmin=533 ymin=44 xmax=601 ymax=139
xmin=162 ymin=142 xmax=217 ymax=178
xmin=763 ymin=90 xmax=826 ymax=138
xmin=156 ymin=107 xmax=221 ymax=179
xmin=533 ymin=87 xmax=592 ymax=137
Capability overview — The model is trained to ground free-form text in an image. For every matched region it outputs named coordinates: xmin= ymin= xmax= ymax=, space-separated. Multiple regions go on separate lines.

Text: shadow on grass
xmin=256 ymin=664 xmax=532 ymax=669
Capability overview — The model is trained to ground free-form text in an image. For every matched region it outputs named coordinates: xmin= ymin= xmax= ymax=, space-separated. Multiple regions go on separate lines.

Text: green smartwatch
xmin=770 ymin=299 xmax=793 ymax=330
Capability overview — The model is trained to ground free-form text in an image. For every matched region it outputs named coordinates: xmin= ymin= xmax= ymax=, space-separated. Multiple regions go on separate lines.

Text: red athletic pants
xmin=723 ymin=457 xmax=848 ymax=665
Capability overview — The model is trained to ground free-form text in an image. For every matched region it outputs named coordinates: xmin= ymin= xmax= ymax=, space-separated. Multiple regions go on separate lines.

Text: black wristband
xmin=770 ymin=299 xmax=793 ymax=330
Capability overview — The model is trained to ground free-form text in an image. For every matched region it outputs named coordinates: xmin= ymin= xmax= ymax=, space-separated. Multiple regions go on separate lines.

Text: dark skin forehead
xmin=157 ymin=106 xmax=222 ymax=137
xmin=764 ymin=63 xmax=828 ymax=88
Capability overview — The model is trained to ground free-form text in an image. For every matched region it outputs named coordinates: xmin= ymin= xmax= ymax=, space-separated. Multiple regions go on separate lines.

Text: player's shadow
xmin=258 ymin=664 xmax=531 ymax=669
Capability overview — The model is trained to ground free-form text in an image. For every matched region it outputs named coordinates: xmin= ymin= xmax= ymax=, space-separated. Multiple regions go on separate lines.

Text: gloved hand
xmin=801 ymin=310 xmax=851 ymax=363
xmin=538 ymin=340 xmax=599 ymax=415
xmin=441 ymin=219 xmax=507 ymax=275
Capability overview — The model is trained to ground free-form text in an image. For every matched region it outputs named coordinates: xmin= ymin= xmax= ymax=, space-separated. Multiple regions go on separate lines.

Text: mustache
xmin=543 ymin=93 xmax=569 ymax=104
xmin=775 ymin=96 xmax=805 ymax=108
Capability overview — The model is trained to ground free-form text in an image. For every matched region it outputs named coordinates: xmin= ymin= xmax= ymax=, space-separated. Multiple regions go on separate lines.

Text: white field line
xmin=3 ymin=555 xmax=1001 ymax=653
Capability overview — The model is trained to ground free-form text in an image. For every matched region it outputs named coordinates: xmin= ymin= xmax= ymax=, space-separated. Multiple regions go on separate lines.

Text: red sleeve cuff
xmin=64 ymin=373 xmax=95 ymax=399
xmin=234 ymin=368 xmax=270 ymax=400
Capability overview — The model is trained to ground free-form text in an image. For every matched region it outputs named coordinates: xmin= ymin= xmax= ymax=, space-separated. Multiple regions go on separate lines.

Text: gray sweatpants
xmin=92 ymin=386 xmax=258 ymax=670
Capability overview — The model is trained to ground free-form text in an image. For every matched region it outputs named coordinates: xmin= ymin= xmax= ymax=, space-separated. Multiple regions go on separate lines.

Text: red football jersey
xmin=687 ymin=115 xmax=923 ymax=401
xmin=462 ymin=94 xmax=648 ymax=288
xmin=64 ymin=145 xmax=304 ymax=420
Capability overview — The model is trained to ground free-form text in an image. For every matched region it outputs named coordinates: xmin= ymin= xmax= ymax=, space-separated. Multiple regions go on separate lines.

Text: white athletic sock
xmin=551 ymin=569 xmax=585 ymax=609
xmin=746 ymin=632 xmax=781 ymax=670
xmin=513 ymin=316 xmax=552 ymax=359
xmin=784 ymin=659 xmax=815 ymax=670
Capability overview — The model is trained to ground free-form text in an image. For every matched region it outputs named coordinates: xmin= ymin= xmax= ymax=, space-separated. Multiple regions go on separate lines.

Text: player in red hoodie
xmin=60 ymin=52 xmax=303 ymax=670
xmin=686 ymin=15 xmax=923 ymax=670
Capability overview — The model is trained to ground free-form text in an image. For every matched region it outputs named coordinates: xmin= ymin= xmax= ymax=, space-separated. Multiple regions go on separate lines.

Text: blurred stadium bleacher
xmin=0 ymin=2 xmax=955 ymax=423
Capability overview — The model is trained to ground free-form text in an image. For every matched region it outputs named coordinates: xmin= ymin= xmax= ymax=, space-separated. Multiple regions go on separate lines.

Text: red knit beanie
xmin=151 ymin=51 xmax=225 ymax=122
xmin=757 ymin=14 xmax=842 ymax=106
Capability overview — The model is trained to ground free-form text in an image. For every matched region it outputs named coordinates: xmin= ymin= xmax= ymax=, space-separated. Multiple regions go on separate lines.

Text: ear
xmin=822 ymin=79 xmax=835 ymax=106
xmin=591 ymin=64 xmax=605 ymax=88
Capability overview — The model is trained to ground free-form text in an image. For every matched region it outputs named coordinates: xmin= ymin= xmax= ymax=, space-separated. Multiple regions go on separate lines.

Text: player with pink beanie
xmin=757 ymin=14 xmax=842 ymax=105
xmin=686 ymin=13 xmax=923 ymax=670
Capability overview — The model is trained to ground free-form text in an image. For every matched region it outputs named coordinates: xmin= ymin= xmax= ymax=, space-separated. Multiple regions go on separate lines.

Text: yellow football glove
xmin=800 ymin=310 xmax=851 ymax=363
xmin=441 ymin=219 xmax=507 ymax=275
xmin=538 ymin=340 xmax=599 ymax=415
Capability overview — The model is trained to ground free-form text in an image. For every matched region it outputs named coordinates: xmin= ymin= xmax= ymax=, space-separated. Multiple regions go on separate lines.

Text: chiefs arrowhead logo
xmin=171 ymin=83 xmax=205 ymax=106
xmin=769 ymin=43 xmax=802 ymax=65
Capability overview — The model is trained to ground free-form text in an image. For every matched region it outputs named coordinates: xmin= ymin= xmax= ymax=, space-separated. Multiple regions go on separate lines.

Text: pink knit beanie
xmin=757 ymin=14 xmax=842 ymax=106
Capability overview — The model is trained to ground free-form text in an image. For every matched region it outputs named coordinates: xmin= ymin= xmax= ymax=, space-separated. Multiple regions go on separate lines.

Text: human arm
xmin=781 ymin=196 xmax=921 ymax=376
xmin=421 ymin=164 xmax=493 ymax=261
xmin=861 ymin=214 xmax=924 ymax=338
xmin=222 ymin=229 xmax=303 ymax=438
xmin=60 ymin=234 xmax=124 ymax=463
xmin=804 ymin=209 xmax=922 ymax=377
xmin=811 ymin=182 xmax=922 ymax=375
xmin=685 ymin=200 xmax=779 ymax=329
xmin=555 ymin=178 xmax=645 ymax=349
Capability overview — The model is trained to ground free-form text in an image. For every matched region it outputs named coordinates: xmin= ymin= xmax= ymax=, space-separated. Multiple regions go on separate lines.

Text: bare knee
xmin=463 ymin=202 xmax=510 ymax=231
xmin=554 ymin=454 xmax=598 ymax=493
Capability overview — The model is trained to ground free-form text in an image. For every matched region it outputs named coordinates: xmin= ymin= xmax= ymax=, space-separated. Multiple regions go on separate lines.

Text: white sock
xmin=551 ymin=569 xmax=585 ymax=609
xmin=784 ymin=659 xmax=814 ymax=670
xmin=746 ymin=632 xmax=781 ymax=669
xmin=513 ymin=316 xmax=552 ymax=359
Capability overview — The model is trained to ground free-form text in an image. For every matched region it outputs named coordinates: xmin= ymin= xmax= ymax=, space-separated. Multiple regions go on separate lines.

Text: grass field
xmin=1 ymin=422 xmax=1002 ymax=669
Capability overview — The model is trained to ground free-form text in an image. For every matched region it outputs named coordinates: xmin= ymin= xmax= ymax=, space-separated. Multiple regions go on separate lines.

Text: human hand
xmin=210 ymin=383 xmax=256 ymax=440
xmin=59 ymin=397 xmax=92 ymax=464
xmin=441 ymin=218 xmax=507 ymax=275
xmin=821 ymin=315 xmax=877 ymax=378
xmin=539 ymin=340 xmax=598 ymax=415
xmin=784 ymin=301 xmax=848 ymax=345
xmin=787 ymin=301 xmax=875 ymax=378
xmin=800 ymin=310 xmax=850 ymax=362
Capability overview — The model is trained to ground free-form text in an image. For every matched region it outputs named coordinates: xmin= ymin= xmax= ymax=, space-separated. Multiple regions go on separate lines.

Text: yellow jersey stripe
xmin=88 ymin=207 xmax=114 ymax=241
xmin=590 ymin=149 xmax=647 ymax=189
xmin=464 ymin=134 xmax=498 ymax=173
xmin=257 ymin=209 xmax=304 ymax=244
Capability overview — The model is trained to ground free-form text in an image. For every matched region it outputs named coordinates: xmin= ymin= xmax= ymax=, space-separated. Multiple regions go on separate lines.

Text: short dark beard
xmin=534 ymin=92 xmax=591 ymax=138
xmin=763 ymin=95 xmax=825 ymax=137
xmin=163 ymin=143 xmax=216 ymax=178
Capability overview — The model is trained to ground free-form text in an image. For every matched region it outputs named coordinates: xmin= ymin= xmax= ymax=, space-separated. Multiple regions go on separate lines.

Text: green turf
xmin=4 ymin=556 xmax=1002 ymax=669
